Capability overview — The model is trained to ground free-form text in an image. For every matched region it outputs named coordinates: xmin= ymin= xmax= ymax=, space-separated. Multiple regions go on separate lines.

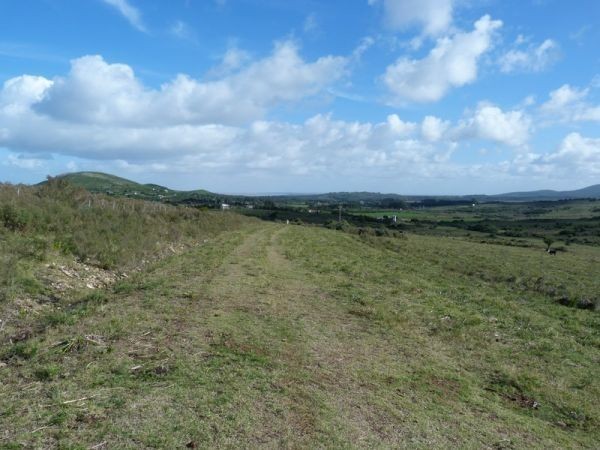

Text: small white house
xmin=221 ymin=203 xmax=231 ymax=210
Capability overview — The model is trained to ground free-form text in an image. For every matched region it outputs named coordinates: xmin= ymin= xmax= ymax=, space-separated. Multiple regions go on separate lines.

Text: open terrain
xmin=1 ymin=179 xmax=599 ymax=448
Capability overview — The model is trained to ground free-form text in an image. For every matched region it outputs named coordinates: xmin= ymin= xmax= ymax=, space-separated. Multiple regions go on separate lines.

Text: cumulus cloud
xmin=514 ymin=133 xmax=600 ymax=179
xmin=540 ymin=84 xmax=600 ymax=123
xmin=421 ymin=116 xmax=449 ymax=142
xmin=0 ymin=60 xmax=536 ymax=178
xmin=34 ymin=42 xmax=348 ymax=126
xmin=453 ymin=103 xmax=531 ymax=147
xmin=383 ymin=15 xmax=502 ymax=103
xmin=499 ymin=37 xmax=560 ymax=73
xmin=0 ymin=73 xmax=447 ymax=176
xmin=2 ymin=49 xmax=599 ymax=188
xmin=547 ymin=133 xmax=600 ymax=174
xmin=371 ymin=0 xmax=454 ymax=36
xmin=101 ymin=0 xmax=146 ymax=32
xmin=0 ymin=75 xmax=54 ymax=114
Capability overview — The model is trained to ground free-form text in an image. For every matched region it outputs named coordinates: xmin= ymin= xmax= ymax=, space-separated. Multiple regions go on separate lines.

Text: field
xmin=1 ymin=182 xmax=599 ymax=448
xmin=348 ymin=200 xmax=600 ymax=221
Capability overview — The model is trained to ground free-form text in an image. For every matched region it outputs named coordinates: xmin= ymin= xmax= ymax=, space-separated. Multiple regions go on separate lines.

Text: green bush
xmin=0 ymin=204 xmax=28 ymax=231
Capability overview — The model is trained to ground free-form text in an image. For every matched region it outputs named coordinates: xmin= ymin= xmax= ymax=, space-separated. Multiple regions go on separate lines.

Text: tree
xmin=543 ymin=236 xmax=554 ymax=251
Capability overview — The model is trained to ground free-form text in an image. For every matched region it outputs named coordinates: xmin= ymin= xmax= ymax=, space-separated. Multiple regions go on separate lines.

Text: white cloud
xmin=499 ymin=38 xmax=559 ymax=73
xmin=0 ymin=75 xmax=54 ymax=114
xmin=0 ymin=75 xmax=441 ymax=175
xmin=352 ymin=36 xmax=375 ymax=61
xmin=0 ymin=59 xmax=535 ymax=177
xmin=2 ymin=51 xmax=599 ymax=189
xmin=0 ymin=82 xmax=537 ymax=182
xmin=34 ymin=42 xmax=348 ymax=127
xmin=421 ymin=115 xmax=449 ymax=142
xmin=371 ymin=0 xmax=454 ymax=36
xmin=206 ymin=47 xmax=252 ymax=78
xmin=385 ymin=114 xmax=416 ymax=136
xmin=540 ymin=83 xmax=600 ymax=123
xmin=541 ymin=84 xmax=587 ymax=112
xmin=454 ymin=103 xmax=531 ymax=147
xmin=169 ymin=20 xmax=197 ymax=42
xmin=549 ymin=133 xmax=600 ymax=172
xmin=101 ymin=0 xmax=146 ymax=32
xmin=383 ymin=15 xmax=502 ymax=103
xmin=521 ymin=133 xmax=600 ymax=177
xmin=5 ymin=154 xmax=44 ymax=169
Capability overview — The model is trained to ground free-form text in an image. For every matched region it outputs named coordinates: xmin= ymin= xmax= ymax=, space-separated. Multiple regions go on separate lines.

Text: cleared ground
xmin=1 ymin=223 xmax=598 ymax=448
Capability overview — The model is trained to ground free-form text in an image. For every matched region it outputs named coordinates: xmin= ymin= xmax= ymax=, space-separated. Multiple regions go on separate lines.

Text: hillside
xmin=49 ymin=172 xmax=216 ymax=203
xmin=1 ymin=180 xmax=599 ymax=447
xmin=1 ymin=220 xmax=599 ymax=447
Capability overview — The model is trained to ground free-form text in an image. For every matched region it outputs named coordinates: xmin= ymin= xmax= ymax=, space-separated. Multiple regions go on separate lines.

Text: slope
xmin=1 ymin=223 xmax=598 ymax=448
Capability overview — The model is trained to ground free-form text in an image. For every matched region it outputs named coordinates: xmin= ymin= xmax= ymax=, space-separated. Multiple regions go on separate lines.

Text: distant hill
xmin=43 ymin=172 xmax=600 ymax=204
xmin=487 ymin=185 xmax=600 ymax=201
xmin=53 ymin=172 xmax=162 ymax=194
xmin=46 ymin=172 xmax=218 ymax=203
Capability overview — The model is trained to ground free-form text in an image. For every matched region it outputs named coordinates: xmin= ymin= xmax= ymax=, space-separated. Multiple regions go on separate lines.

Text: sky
xmin=0 ymin=0 xmax=599 ymax=194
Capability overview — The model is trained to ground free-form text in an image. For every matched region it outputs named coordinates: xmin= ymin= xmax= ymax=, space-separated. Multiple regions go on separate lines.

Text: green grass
xmin=348 ymin=200 xmax=600 ymax=222
xmin=1 ymin=220 xmax=598 ymax=448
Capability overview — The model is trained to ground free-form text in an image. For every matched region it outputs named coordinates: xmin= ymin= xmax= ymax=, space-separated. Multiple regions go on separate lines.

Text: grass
xmin=0 ymin=179 xmax=251 ymax=296
xmin=348 ymin=200 xmax=600 ymax=222
xmin=1 ymin=218 xmax=598 ymax=448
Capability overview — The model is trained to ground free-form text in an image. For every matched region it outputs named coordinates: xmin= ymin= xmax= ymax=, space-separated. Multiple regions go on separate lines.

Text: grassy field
xmin=348 ymin=200 xmax=600 ymax=221
xmin=1 ymin=215 xmax=598 ymax=448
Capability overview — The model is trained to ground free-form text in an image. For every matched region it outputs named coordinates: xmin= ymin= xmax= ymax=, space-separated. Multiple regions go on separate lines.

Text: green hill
xmin=49 ymin=171 xmax=216 ymax=202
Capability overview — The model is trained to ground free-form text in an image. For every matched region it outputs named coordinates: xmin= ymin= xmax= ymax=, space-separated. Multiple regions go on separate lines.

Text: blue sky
xmin=0 ymin=0 xmax=599 ymax=194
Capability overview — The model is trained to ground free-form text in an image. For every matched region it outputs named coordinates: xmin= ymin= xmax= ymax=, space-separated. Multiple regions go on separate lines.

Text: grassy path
xmin=1 ymin=224 xmax=598 ymax=449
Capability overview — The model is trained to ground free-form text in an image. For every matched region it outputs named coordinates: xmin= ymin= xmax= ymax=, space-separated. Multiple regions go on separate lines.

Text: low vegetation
xmin=0 ymin=177 xmax=598 ymax=448
xmin=0 ymin=178 xmax=250 ymax=297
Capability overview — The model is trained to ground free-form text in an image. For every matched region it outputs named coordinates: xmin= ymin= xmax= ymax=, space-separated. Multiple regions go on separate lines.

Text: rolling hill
xmin=45 ymin=172 xmax=600 ymax=203
xmin=488 ymin=184 xmax=600 ymax=201
xmin=47 ymin=172 xmax=218 ymax=203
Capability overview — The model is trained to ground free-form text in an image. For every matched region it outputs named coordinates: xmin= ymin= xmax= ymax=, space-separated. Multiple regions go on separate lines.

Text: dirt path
xmin=197 ymin=225 xmax=410 ymax=447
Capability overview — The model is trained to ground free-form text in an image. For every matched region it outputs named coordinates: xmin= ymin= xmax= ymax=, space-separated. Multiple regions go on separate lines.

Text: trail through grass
xmin=1 ymin=223 xmax=598 ymax=448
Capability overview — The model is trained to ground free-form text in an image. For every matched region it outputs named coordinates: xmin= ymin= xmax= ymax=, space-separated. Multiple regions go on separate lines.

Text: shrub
xmin=0 ymin=204 xmax=28 ymax=231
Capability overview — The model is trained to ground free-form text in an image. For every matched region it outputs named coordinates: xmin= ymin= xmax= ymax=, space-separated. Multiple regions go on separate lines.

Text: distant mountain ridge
xmin=45 ymin=172 xmax=600 ymax=203
xmin=486 ymin=185 xmax=600 ymax=201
